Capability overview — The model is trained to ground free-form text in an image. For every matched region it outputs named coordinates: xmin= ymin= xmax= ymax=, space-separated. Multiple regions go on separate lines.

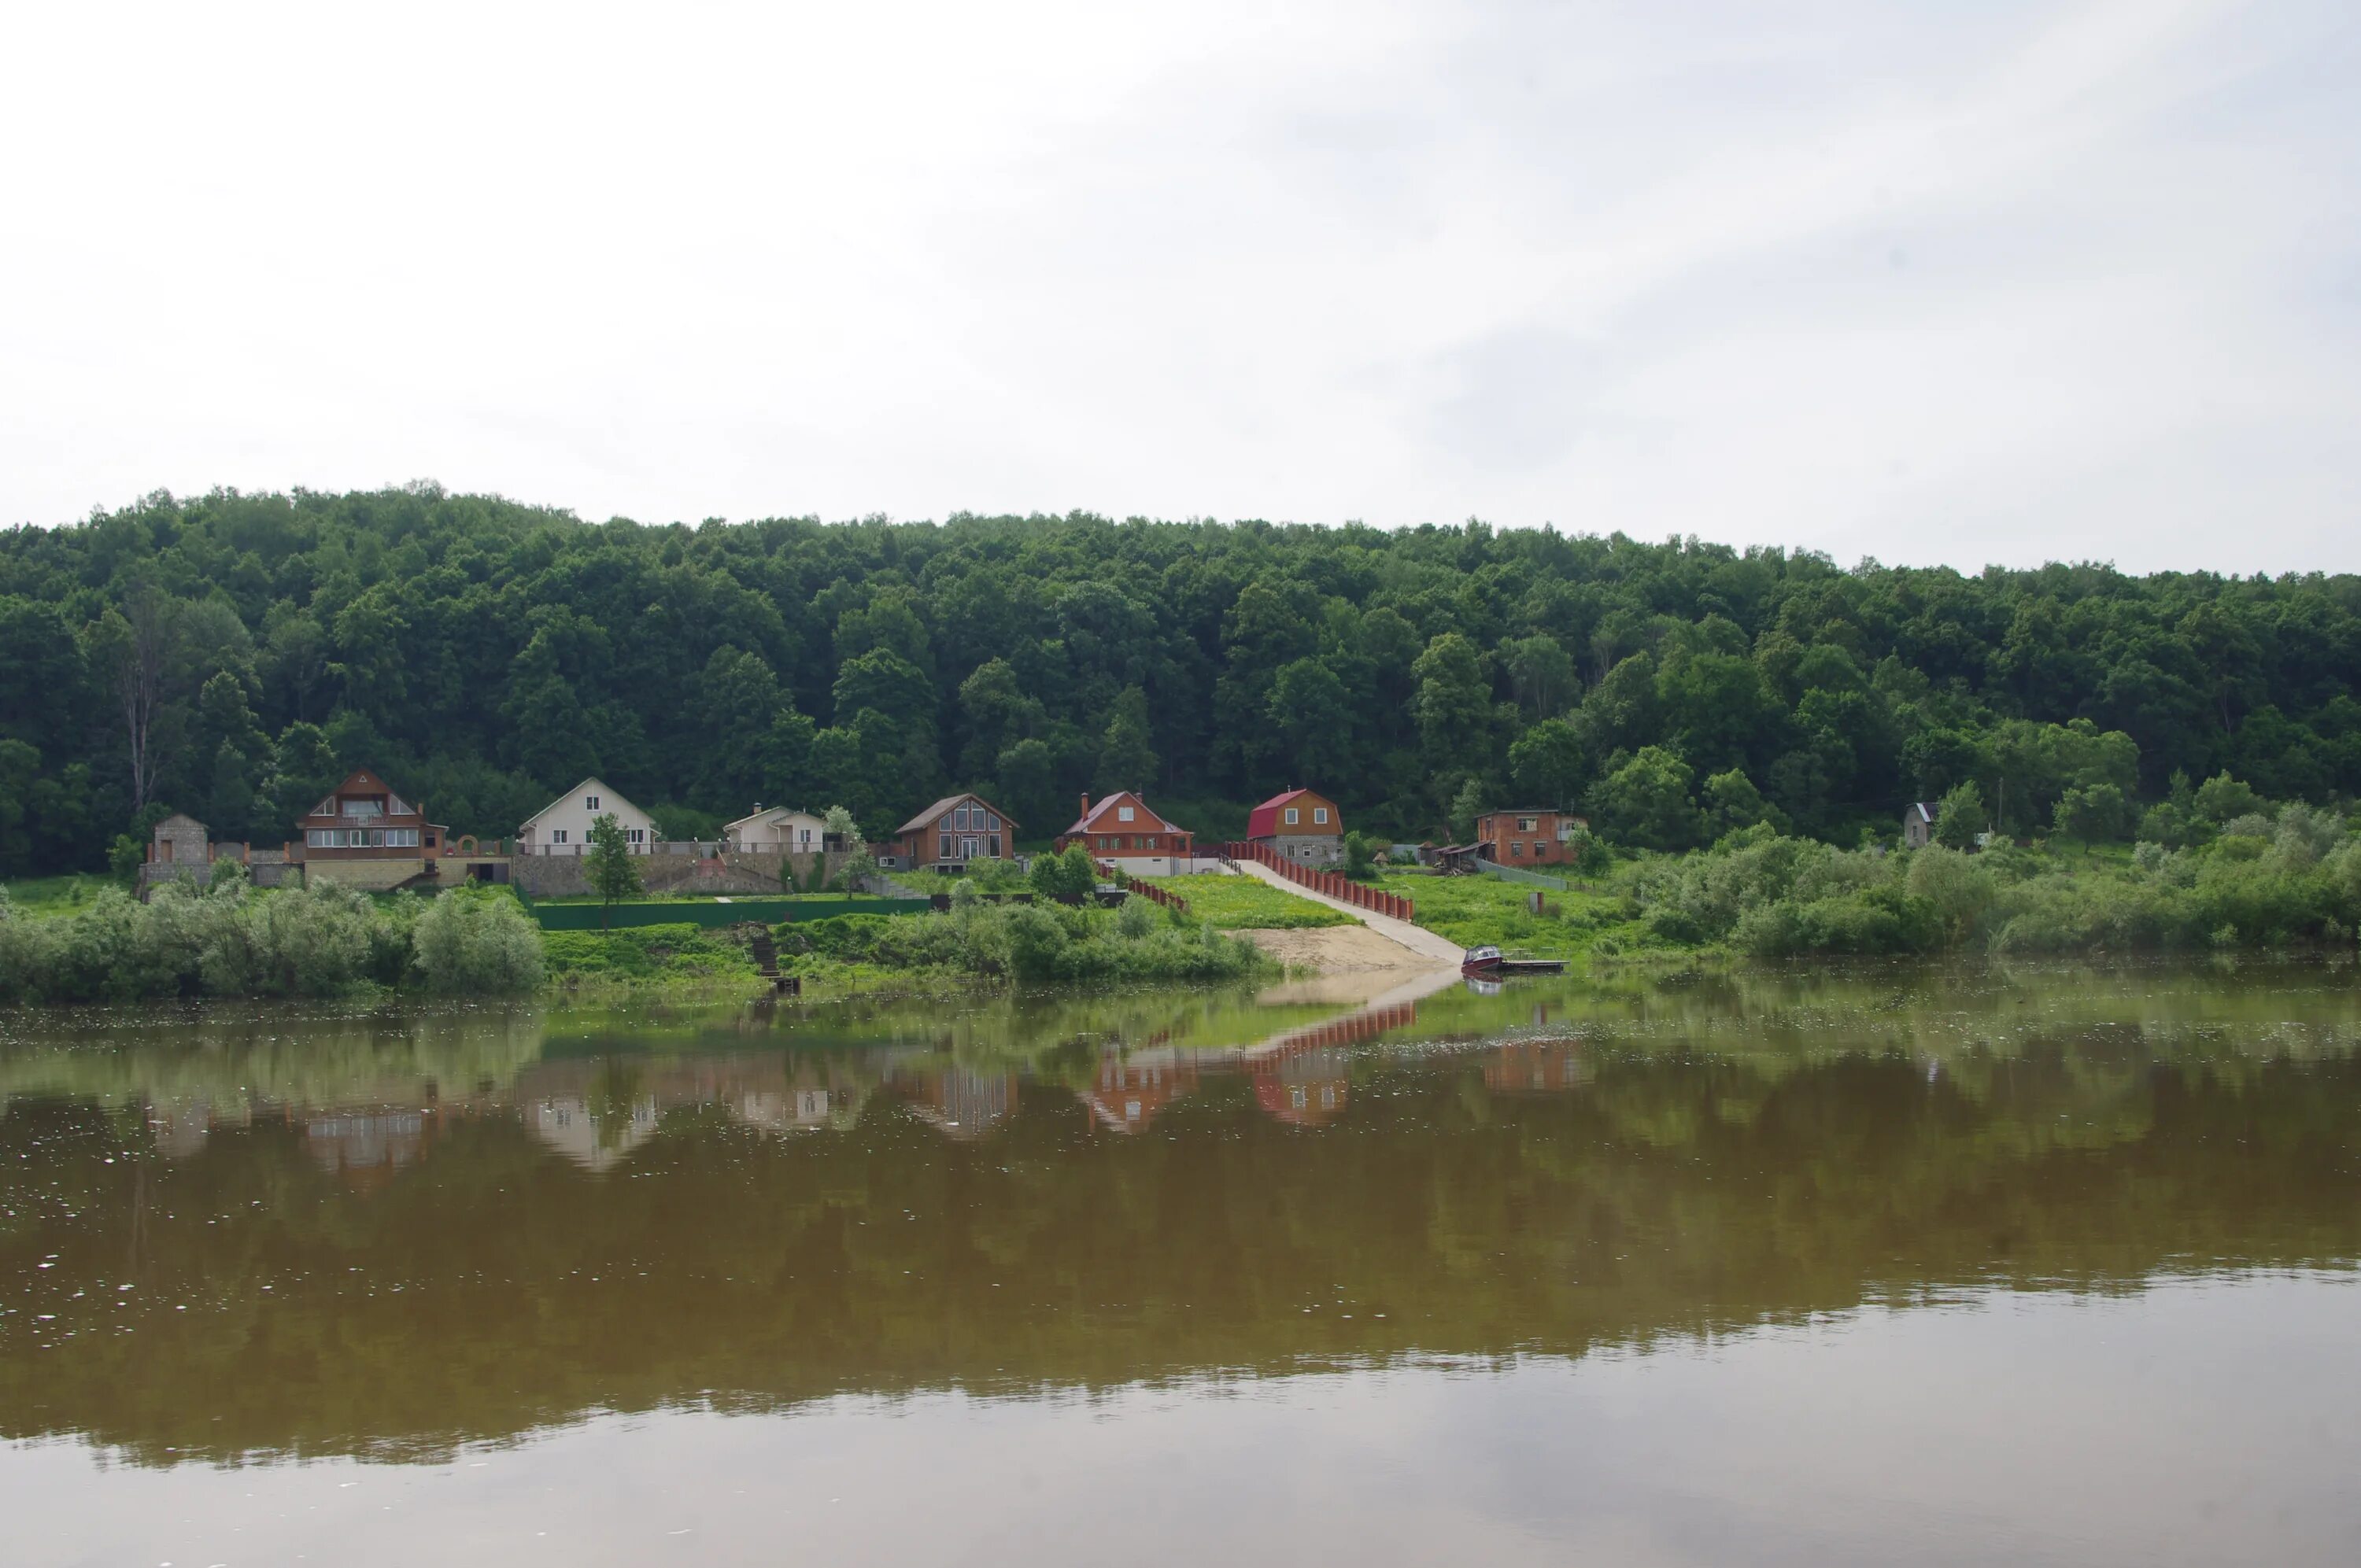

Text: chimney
xmin=752 ymin=802 xmax=762 ymax=814
xmin=1079 ymin=792 xmax=1091 ymax=821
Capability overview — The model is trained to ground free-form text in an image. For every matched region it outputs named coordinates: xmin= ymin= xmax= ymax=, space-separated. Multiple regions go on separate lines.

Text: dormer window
xmin=1118 ymin=806 xmax=1135 ymax=822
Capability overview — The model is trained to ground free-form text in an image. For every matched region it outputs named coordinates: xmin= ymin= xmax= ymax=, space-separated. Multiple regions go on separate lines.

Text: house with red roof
xmin=1056 ymin=791 xmax=1195 ymax=876
xmin=1247 ymin=786 xmax=1344 ymax=869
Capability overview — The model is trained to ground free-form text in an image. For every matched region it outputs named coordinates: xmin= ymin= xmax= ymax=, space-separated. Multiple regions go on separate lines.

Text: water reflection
xmin=0 ymin=960 xmax=2357 ymax=1474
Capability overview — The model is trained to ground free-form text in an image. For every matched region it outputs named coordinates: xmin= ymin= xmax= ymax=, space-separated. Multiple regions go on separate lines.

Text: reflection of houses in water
xmin=730 ymin=1059 xmax=871 ymax=1137
xmin=302 ymin=1109 xmax=436 ymax=1191
xmin=147 ymin=1100 xmax=252 ymax=1161
xmin=1254 ymin=1046 xmax=1352 ymax=1127
xmin=1080 ymin=1053 xmax=1199 ymax=1134
xmin=513 ymin=1054 xmax=878 ymax=1168
xmin=1081 ymin=998 xmax=1429 ymax=1134
xmin=1240 ymin=1000 xmax=1418 ymax=1129
xmin=889 ymin=1064 xmax=1018 ymax=1140
xmin=523 ymin=1092 xmax=660 ymax=1172
xmin=1483 ymin=1042 xmax=1591 ymax=1095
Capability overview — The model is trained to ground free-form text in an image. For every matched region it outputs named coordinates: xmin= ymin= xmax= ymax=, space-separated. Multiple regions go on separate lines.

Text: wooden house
xmin=1247 ymin=787 xmax=1344 ymax=869
xmin=893 ymin=792 xmax=1017 ymax=870
xmin=1058 ymin=791 xmax=1195 ymax=876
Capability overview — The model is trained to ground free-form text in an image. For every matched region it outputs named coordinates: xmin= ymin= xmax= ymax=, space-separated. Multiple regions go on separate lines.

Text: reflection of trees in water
xmin=2 ymin=1021 xmax=2356 ymax=1470
xmin=582 ymin=1058 xmax=647 ymax=1153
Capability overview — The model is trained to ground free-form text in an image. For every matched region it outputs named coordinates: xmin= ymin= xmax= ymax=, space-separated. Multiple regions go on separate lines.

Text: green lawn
xmin=541 ymin=923 xmax=760 ymax=983
xmin=528 ymin=890 xmax=870 ymax=905
xmin=1371 ymin=870 xmax=1651 ymax=959
xmin=1 ymin=873 xmax=112 ymax=921
xmin=1139 ymin=873 xmax=1353 ymax=929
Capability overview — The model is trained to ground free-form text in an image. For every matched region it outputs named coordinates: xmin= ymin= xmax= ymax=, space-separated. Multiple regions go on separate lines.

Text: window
xmin=552 ymin=829 xmax=568 ymax=845
xmin=988 ymin=835 xmax=1001 ymax=856
xmin=1518 ymin=816 xmax=1539 ymax=832
xmin=953 ymin=806 xmax=970 ymax=829
xmin=626 ymin=828 xmax=644 ymax=844
xmin=1118 ymin=806 xmax=1135 ymax=822
xmin=987 ymin=812 xmax=1000 ymax=830
xmin=1314 ymin=807 xmax=1328 ymax=824
xmin=940 ymin=835 xmax=955 ymax=859
xmin=1511 ymin=841 xmax=1525 ymax=858
xmin=1284 ymin=807 xmax=1299 ymax=825
xmin=586 ymin=795 xmax=600 ymax=810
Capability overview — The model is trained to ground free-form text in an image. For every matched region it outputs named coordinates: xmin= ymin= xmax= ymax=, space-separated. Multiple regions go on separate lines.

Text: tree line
xmin=2 ymin=482 xmax=2357 ymax=876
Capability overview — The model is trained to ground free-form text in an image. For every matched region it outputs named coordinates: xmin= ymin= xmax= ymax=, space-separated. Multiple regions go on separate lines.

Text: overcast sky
xmin=3 ymin=0 xmax=2355 ymax=573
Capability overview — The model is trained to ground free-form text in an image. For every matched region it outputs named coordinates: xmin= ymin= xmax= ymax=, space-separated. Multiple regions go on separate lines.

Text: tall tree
xmin=584 ymin=811 xmax=643 ymax=928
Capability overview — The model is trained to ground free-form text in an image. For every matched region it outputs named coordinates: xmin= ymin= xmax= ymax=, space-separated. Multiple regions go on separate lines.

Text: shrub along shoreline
xmin=1593 ymin=800 xmax=2361 ymax=958
xmin=0 ymin=872 xmax=1273 ymax=1006
xmin=0 ymin=873 xmax=543 ymax=1005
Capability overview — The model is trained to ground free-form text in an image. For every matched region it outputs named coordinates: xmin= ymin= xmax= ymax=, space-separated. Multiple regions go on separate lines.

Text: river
xmin=2 ymin=961 xmax=2357 ymax=1564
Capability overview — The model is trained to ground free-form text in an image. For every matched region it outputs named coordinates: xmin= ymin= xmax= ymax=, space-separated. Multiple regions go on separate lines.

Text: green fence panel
xmin=530 ymin=898 xmax=933 ymax=932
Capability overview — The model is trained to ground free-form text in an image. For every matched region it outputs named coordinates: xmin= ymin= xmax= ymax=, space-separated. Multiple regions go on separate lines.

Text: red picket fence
xmin=1224 ymin=841 xmax=1414 ymax=922
xmin=1129 ymin=880 xmax=1192 ymax=915
xmin=1099 ymin=859 xmax=1192 ymax=916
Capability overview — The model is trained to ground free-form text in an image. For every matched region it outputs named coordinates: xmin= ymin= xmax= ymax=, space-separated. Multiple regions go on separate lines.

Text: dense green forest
xmin=3 ymin=483 xmax=2358 ymax=876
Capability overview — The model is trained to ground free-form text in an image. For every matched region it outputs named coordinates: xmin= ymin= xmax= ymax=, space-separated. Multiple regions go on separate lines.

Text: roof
xmin=1909 ymin=801 xmax=1939 ymax=823
xmin=301 ymin=769 xmax=422 ymax=822
xmin=518 ymin=777 xmax=648 ymax=833
xmin=153 ymin=811 xmax=206 ymax=831
xmin=897 ymin=792 xmax=1018 ymax=836
xmin=1481 ymin=806 xmax=1575 ymax=817
xmin=1066 ymin=791 xmax=1184 ymax=836
xmin=1247 ymin=788 xmax=1339 ymax=840
xmin=722 ymin=803 xmax=826 ymax=835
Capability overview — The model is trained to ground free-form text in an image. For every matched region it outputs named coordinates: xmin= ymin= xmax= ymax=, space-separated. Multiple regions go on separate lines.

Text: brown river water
xmin=2 ymin=960 xmax=2358 ymax=1564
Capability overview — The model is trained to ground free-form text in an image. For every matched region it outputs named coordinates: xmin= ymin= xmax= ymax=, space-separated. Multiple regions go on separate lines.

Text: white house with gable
xmin=722 ymin=804 xmax=829 ymax=853
xmin=518 ymin=777 xmax=658 ymax=855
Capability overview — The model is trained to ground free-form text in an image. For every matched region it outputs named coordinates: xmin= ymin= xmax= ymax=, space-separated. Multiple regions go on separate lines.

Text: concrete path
xmin=1234 ymin=859 xmax=1465 ymax=965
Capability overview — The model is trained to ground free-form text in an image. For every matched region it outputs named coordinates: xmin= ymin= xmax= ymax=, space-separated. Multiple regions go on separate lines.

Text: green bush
xmin=1628 ymin=813 xmax=2359 ymax=959
xmin=0 ymin=879 xmax=545 ymax=1005
xmin=413 ymin=885 xmax=545 ymax=992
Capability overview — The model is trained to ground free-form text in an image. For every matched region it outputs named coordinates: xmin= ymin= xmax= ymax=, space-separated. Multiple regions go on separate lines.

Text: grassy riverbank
xmin=1136 ymin=874 xmax=1353 ymax=930
xmin=541 ymin=898 xmax=1276 ymax=998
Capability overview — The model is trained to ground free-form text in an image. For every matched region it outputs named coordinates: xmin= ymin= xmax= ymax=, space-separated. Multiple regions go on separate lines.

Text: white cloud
xmin=2 ymin=0 xmax=2354 ymax=571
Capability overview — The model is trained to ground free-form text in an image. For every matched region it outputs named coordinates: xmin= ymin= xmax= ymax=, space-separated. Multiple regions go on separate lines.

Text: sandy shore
xmin=1243 ymin=923 xmax=1439 ymax=974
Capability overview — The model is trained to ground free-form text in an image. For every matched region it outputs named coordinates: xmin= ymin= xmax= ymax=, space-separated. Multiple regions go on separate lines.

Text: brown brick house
xmin=294 ymin=769 xmax=449 ymax=888
xmin=1474 ymin=807 xmax=1586 ymax=866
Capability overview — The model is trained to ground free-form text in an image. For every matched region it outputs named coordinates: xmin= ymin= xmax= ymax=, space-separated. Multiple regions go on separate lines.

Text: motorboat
xmin=1461 ymin=944 xmax=1566 ymax=977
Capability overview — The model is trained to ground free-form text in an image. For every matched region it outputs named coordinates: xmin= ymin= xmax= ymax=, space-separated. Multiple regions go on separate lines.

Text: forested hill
xmin=3 ymin=485 xmax=2358 ymax=876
